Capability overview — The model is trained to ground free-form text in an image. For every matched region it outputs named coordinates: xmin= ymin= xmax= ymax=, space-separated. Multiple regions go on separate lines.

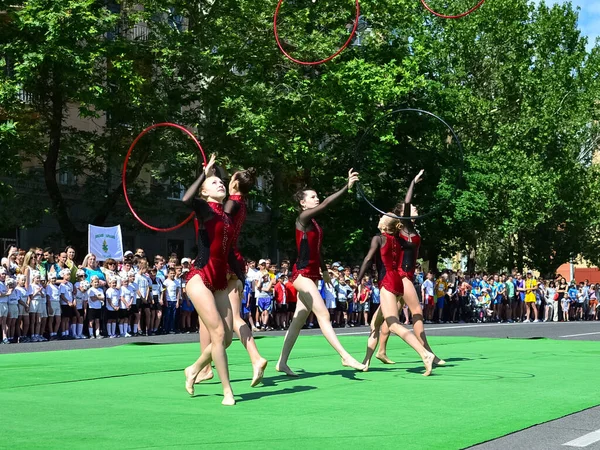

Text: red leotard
xmin=291 ymin=218 xmax=323 ymax=282
xmin=186 ymin=202 xmax=233 ymax=292
xmin=376 ymin=233 xmax=405 ymax=296
xmin=397 ymin=232 xmax=421 ymax=281
xmin=227 ymin=194 xmax=247 ymax=276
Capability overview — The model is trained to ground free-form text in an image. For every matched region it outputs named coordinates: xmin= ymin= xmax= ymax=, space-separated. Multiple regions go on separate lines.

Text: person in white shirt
xmin=46 ymin=273 xmax=62 ymax=340
xmin=29 ymin=270 xmax=47 ymax=342
xmin=15 ymin=274 xmax=30 ymax=343
xmin=74 ymin=278 xmax=89 ymax=339
xmin=148 ymin=268 xmax=164 ymax=335
xmin=0 ymin=268 xmax=12 ymax=343
xmin=162 ymin=268 xmax=180 ymax=334
xmin=87 ymin=276 xmax=104 ymax=339
xmin=135 ymin=264 xmax=151 ymax=336
xmin=246 ymin=260 xmax=261 ymax=332
xmin=421 ymin=272 xmax=435 ymax=324
xmin=119 ymin=276 xmax=134 ymax=337
xmin=127 ymin=271 xmax=140 ymax=336
xmin=59 ymin=268 xmax=75 ymax=339
xmin=6 ymin=278 xmax=18 ymax=342
xmin=105 ymin=277 xmax=120 ymax=338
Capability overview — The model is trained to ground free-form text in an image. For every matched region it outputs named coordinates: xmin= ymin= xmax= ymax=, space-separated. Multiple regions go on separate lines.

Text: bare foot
xmin=376 ymin=353 xmax=396 ymax=364
xmin=342 ymin=356 xmax=367 ymax=372
xmin=422 ymin=351 xmax=434 ymax=377
xmin=251 ymin=358 xmax=268 ymax=387
xmin=194 ymin=367 xmax=214 ymax=384
xmin=184 ymin=367 xmax=196 ymax=395
xmin=276 ymin=361 xmax=299 ymax=377
xmin=433 ymin=356 xmax=446 ymax=366
xmin=222 ymin=393 xmax=236 ymax=406
xmin=361 ymin=355 xmax=372 ymax=371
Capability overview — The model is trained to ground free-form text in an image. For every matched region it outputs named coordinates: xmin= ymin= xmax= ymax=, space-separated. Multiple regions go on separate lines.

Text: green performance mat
xmin=1 ymin=335 xmax=599 ymax=449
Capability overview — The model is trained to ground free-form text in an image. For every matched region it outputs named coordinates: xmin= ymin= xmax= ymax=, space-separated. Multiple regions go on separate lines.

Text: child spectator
xmin=5 ymin=276 xmax=17 ymax=343
xmin=421 ymin=272 xmax=435 ymax=324
xmin=163 ymin=267 xmax=180 ymax=334
xmin=74 ymin=280 xmax=89 ymax=339
xmin=149 ymin=268 xmax=163 ymax=335
xmin=59 ymin=268 xmax=75 ymax=339
xmin=136 ymin=264 xmax=152 ymax=336
xmin=29 ymin=271 xmax=46 ymax=341
xmin=358 ymin=277 xmax=371 ymax=327
xmin=119 ymin=275 xmax=134 ymax=337
xmin=273 ymin=275 xmax=288 ymax=330
xmin=256 ymin=273 xmax=274 ymax=331
xmin=87 ymin=276 xmax=104 ymax=339
xmin=284 ymin=275 xmax=298 ymax=327
xmin=127 ymin=271 xmax=139 ymax=336
xmin=105 ymin=277 xmax=120 ymax=338
xmin=46 ymin=273 xmax=62 ymax=340
xmin=73 ymin=270 xmax=88 ymax=339
xmin=15 ymin=274 xmax=30 ymax=342
xmin=336 ymin=275 xmax=353 ymax=327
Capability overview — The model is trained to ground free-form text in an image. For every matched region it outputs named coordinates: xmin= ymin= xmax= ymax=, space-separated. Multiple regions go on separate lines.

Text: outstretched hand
xmin=348 ymin=168 xmax=359 ymax=189
xmin=414 ymin=169 xmax=424 ymax=184
xmin=203 ymin=153 xmax=217 ymax=177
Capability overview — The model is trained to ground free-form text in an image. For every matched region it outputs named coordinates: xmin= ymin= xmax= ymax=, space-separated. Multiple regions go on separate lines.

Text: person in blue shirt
xmin=566 ymin=282 xmax=579 ymax=321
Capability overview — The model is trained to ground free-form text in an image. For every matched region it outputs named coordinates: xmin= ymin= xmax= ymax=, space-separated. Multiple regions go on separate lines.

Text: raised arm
xmin=400 ymin=169 xmax=424 ymax=217
xmin=182 ymin=154 xmax=218 ymax=220
xmin=357 ymin=236 xmax=382 ymax=283
xmin=298 ymin=169 xmax=359 ymax=227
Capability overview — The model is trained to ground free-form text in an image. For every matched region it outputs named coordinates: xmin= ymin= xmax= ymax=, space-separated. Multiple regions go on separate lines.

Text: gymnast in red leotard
xmin=181 ymin=154 xmax=236 ymax=406
xmin=275 ymin=169 xmax=366 ymax=376
xmin=356 ymin=213 xmax=434 ymax=376
xmin=363 ymin=170 xmax=444 ymax=369
xmin=195 ymin=168 xmax=268 ymax=388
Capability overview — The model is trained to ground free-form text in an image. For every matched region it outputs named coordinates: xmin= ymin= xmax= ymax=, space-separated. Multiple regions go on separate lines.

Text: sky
xmin=543 ymin=0 xmax=600 ymax=49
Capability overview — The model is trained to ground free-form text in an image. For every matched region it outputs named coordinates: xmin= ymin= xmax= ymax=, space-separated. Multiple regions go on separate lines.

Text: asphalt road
xmin=2 ymin=320 xmax=599 ymax=449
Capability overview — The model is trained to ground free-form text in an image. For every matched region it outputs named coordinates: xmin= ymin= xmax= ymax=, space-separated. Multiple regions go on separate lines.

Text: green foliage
xmin=1 ymin=0 xmax=599 ymax=271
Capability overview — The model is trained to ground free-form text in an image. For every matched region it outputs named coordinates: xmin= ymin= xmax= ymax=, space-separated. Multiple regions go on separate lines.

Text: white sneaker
xmin=533 ymin=319 xmax=541 ymax=323
xmin=124 ymin=333 xmax=131 ymax=338
xmin=79 ymin=335 xmax=87 ymax=339
xmin=523 ymin=319 xmax=530 ymax=323
xmin=109 ymin=335 xmax=115 ymax=339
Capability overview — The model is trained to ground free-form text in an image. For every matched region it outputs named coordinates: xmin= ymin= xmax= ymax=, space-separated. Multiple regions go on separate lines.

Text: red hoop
xmin=420 ymin=0 xmax=486 ymax=19
xmin=273 ymin=0 xmax=360 ymax=65
xmin=122 ymin=122 xmax=207 ymax=232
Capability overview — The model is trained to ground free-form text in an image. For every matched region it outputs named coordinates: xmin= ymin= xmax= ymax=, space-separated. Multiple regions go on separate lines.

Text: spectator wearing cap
xmin=46 ymin=272 xmax=62 ymax=339
xmin=59 ymin=268 xmax=75 ymax=338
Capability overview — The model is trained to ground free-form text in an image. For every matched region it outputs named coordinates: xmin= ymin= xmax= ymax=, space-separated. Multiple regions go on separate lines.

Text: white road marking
xmin=563 ymin=429 xmax=600 ymax=447
xmin=559 ymin=332 xmax=600 ymax=338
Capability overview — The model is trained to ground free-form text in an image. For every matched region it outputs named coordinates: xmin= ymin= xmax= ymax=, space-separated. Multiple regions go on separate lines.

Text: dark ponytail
xmin=234 ymin=167 xmax=257 ymax=195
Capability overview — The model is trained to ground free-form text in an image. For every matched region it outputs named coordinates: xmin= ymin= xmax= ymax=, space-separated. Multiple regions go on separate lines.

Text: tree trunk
xmin=43 ymin=75 xmax=86 ymax=248
xmin=516 ymin=231 xmax=524 ymax=273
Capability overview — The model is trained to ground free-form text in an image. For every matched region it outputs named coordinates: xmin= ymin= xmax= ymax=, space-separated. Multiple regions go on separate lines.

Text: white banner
xmin=88 ymin=225 xmax=124 ymax=261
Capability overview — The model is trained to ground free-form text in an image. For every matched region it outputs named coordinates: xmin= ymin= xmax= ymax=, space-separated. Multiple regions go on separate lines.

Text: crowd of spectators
xmin=1 ymin=244 xmax=599 ymax=345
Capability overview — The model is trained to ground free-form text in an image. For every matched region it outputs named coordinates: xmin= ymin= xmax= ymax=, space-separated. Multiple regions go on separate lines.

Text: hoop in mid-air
xmin=420 ymin=0 xmax=486 ymax=19
xmin=122 ymin=122 xmax=207 ymax=232
xmin=354 ymin=108 xmax=464 ymax=221
xmin=273 ymin=0 xmax=360 ymax=65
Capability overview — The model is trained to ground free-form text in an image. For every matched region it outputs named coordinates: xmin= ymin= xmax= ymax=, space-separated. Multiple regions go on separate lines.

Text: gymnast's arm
xmin=402 ymin=169 xmax=424 ymax=217
xmin=357 ymin=236 xmax=381 ymax=283
xmin=298 ymin=169 xmax=359 ymax=227
xmin=182 ymin=154 xmax=217 ymax=220
xmin=224 ymin=198 xmax=241 ymax=217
